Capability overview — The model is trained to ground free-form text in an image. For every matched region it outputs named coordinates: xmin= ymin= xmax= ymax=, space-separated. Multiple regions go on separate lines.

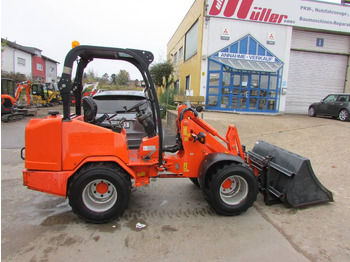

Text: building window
xmin=174 ymin=52 xmax=178 ymax=64
xmin=17 ymin=57 xmax=26 ymax=66
xmin=179 ymin=47 xmax=183 ymax=61
xmin=185 ymin=75 xmax=191 ymax=90
xmin=185 ymin=20 xmax=198 ymax=61
xmin=37 ymin=63 xmax=43 ymax=71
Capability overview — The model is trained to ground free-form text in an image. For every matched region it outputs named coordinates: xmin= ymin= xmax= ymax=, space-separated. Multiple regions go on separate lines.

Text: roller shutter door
xmin=285 ymin=51 xmax=348 ymax=114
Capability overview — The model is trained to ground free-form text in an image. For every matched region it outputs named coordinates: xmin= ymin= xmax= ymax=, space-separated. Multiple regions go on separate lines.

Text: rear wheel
xmin=208 ymin=164 xmax=258 ymax=216
xmin=68 ymin=163 xmax=131 ymax=223
xmin=339 ymin=109 xmax=349 ymax=121
xmin=308 ymin=106 xmax=317 ymax=117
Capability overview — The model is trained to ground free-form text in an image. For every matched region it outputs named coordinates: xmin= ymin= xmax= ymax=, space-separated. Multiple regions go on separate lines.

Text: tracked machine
xmin=22 ymin=45 xmax=333 ymax=223
xmin=1 ymin=80 xmax=37 ymax=122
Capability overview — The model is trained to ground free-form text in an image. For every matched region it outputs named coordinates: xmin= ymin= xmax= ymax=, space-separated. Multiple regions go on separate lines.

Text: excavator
xmin=22 ymin=45 xmax=333 ymax=223
xmin=1 ymin=80 xmax=37 ymax=122
xmin=31 ymin=82 xmax=60 ymax=107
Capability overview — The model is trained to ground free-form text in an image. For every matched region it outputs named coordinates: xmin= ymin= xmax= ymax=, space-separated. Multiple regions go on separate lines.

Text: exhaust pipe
xmin=248 ymin=140 xmax=333 ymax=207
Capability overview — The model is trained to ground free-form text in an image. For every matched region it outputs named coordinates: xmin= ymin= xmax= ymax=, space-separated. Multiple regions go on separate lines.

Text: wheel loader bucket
xmin=248 ymin=140 xmax=333 ymax=208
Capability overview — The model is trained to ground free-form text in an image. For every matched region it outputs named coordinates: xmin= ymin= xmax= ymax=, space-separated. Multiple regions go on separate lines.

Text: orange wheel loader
xmin=22 ymin=45 xmax=333 ymax=223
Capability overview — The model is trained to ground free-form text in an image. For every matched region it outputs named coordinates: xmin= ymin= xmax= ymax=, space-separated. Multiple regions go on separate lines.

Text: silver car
xmin=93 ymin=90 xmax=148 ymax=149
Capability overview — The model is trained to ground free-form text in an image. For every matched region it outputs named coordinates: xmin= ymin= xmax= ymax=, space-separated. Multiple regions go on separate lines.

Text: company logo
xmin=209 ymin=0 xmax=288 ymax=24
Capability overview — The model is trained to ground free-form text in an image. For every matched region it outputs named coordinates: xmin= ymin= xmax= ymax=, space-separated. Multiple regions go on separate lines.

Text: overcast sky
xmin=1 ymin=0 xmax=342 ymax=79
xmin=1 ymin=0 xmax=195 ymax=79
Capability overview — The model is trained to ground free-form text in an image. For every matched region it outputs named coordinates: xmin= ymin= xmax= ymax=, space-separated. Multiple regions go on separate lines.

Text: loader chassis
xmin=23 ymin=45 xmax=333 ymax=223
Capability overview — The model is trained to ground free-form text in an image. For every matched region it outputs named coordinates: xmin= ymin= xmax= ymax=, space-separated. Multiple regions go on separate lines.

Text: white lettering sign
xmin=218 ymin=52 xmax=276 ymax=62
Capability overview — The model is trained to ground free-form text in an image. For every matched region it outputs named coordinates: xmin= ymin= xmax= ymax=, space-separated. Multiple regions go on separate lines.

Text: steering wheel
xmin=126 ymin=99 xmax=149 ymax=112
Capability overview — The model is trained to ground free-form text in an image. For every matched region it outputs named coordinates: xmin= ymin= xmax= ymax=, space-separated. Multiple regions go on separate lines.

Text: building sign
xmin=207 ymin=0 xmax=350 ymax=33
xmin=316 ymin=38 xmax=324 ymax=47
xmin=267 ymin=32 xmax=276 ymax=45
xmin=218 ymin=52 xmax=276 ymax=62
xmin=221 ymin=28 xmax=230 ymax=40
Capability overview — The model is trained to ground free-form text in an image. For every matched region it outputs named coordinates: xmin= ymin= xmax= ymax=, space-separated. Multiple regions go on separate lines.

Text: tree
xmin=150 ymin=61 xmax=174 ymax=108
xmin=1 ymin=39 xmax=8 ymax=53
xmin=150 ymin=61 xmax=174 ymax=88
xmin=111 ymin=73 xmax=117 ymax=85
xmin=1 ymin=71 xmax=26 ymax=82
xmin=116 ymin=70 xmax=130 ymax=86
xmin=86 ymin=68 xmax=96 ymax=82
xmin=102 ymin=73 xmax=109 ymax=82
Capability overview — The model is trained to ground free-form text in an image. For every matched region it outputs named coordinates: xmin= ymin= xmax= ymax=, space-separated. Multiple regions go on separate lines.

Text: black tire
xmin=308 ymin=106 xmax=317 ymax=117
xmin=68 ymin=163 xmax=131 ymax=223
xmin=338 ymin=109 xmax=349 ymax=121
xmin=189 ymin=178 xmax=200 ymax=188
xmin=208 ymin=164 xmax=258 ymax=216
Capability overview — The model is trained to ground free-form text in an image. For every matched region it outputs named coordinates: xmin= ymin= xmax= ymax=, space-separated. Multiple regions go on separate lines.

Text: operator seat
xmin=82 ymin=96 xmax=98 ymax=123
xmin=82 ymin=96 xmax=112 ymax=126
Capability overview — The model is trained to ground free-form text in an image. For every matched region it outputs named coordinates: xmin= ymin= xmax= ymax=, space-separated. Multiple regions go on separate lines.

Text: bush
xmin=159 ymin=87 xmax=178 ymax=106
xmin=160 ymin=104 xmax=177 ymax=119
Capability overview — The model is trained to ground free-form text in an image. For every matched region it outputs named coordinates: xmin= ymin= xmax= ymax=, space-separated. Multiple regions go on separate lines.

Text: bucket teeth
xmin=248 ymin=140 xmax=333 ymax=207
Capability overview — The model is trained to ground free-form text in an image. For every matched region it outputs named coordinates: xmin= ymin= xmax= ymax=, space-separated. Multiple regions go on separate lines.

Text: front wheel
xmin=68 ymin=163 xmax=131 ymax=223
xmin=339 ymin=109 xmax=349 ymax=121
xmin=208 ymin=164 xmax=258 ymax=216
xmin=308 ymin=106 xmax=317 ymax=117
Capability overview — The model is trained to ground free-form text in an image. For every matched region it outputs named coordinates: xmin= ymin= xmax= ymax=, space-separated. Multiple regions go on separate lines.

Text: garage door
xmin=285 ymin=51 xmax=348 ymax=114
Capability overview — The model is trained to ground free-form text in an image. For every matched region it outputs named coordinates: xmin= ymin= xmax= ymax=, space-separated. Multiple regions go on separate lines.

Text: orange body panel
xmin=23 ymin=169 xmax=71 ymax=197
xmin=61 ymin=118 xmax=129 ymax=170
xmin=25 ymin=116 xmax=62 ymax=171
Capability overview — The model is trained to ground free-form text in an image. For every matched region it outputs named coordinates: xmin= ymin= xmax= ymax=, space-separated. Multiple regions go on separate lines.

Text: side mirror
xmin=320 ymin=99 xmax=324 ymax=103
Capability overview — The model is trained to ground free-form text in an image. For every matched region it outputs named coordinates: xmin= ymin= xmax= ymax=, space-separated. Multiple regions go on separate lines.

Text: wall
xmin=45 ymin=60 xmax=57 ymax=83
xmin=1 ymin=46 xmax=32 ymax=77
xmin=291 ymin=30 xmax=350 ymax=54
xmin=32 ymin=56 xmax=46 ymax=82
xmin=167 ymin=0 xmax=204 ymax=96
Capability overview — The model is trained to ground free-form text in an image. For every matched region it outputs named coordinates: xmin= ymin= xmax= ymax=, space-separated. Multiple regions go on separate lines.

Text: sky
xmin=1 ymin=0 xmax=195 ymax=79
xmin=1 ymin=0 xmax=342 ymax=80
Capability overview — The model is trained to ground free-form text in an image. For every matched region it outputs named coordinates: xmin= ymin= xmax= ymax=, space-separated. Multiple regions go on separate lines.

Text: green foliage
xmin=116 ymin=70 xmax=130 ymax=86
xmin=1 ymin=71 xmax=27 ymax=82
xmin=159 ymin=86 xmax=178 ymax=106
xmin=111 ymin=73 xmax=117 ymax=85
xmin=1 ymin=39 xmax=8 ymax=53
xmin=150 ymin=61 xmax=174 ymax=88
xmin=96 ymin=84 xmax=143 ymax=91
xmin=101 ymin=73 xmax=109 ymax=82
xmin=159 ymin=87 xmax=179 ymax=118
xmin=160 ymin=104 xmax=177 ymax=119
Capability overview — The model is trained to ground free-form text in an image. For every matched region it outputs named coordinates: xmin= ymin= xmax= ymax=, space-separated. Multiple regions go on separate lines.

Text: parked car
xmin=308 ymin=94 xmax=350 ymax=121
xmin=92 ymin=90 xmax=149 ymax=149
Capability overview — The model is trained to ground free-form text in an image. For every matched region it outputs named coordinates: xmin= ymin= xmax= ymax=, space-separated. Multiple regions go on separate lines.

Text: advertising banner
xmin=207 ymin=0 xmax=350 ymax=33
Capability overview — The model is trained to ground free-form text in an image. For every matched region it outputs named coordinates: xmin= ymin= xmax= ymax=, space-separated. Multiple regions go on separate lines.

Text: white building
xmin=167 ymin=0 xmax=350 ymax=114
xmin=2 ymin=41 xmax=33 ymax=77
xmin=1 ymin=38 xmax=59 ymax=83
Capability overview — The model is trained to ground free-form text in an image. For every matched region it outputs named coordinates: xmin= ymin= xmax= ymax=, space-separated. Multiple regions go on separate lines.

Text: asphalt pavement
xmin=1 ymin=107 xmax=349 ymax=261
